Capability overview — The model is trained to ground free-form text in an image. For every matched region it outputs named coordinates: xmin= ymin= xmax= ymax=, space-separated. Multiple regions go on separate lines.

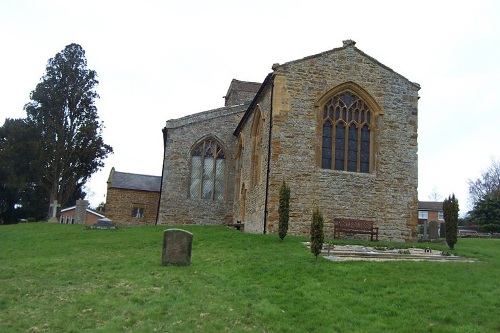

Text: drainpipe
xmin=155 ymin=127 xmax=168 ymax=225
xmin=263 ymin=76 xmax=275 ymax=234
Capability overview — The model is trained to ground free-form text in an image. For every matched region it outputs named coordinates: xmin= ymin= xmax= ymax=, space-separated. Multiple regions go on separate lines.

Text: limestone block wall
xmin=234 ymin=42 xmax=419 ymax=242
xmin=105 ymin=188 xmax=159 ymax=226
xmin=157 ymin=105 xmax=247 ymax=226
xmin=232 ymin=88 xmax=272 ymax=233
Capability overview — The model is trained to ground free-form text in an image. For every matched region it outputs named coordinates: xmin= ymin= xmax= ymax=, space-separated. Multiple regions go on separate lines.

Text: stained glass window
xmin=190 ymin=138 xmax=225 ymax=200
xmin=321 ymin=91 xmax=373 ymax=173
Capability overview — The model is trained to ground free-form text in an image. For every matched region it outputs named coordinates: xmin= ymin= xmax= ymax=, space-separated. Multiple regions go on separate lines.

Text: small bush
xmin=480 ymin=223 xmax=500 ymax=233
xmin=443 ymin=194 xmax=459 ymax=249
xmin=310 ymin=207 xmax=324 ymax=261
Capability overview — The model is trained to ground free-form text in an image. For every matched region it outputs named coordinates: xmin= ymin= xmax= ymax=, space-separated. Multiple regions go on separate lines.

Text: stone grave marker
xmin=162 ymin=229 xmax=193 ymax=266
xmin=91 ymin=218 xmax=116 ymax=229
xmin=49 ymin=200 xmax=60 ymax=223
xmin=428 ymin=220 xmax=440 ymax=240
xmin=422 ymin=221 xmax=429 ymax=241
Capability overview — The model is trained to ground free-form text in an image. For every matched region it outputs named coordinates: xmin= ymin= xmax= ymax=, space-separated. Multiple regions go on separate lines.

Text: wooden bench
xmin=333 ymin=218 xmax=378 ymax=241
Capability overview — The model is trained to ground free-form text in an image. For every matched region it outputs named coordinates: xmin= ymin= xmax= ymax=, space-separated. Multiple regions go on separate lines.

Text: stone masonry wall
xmin=232 ymin=88 xmax=272 ymax=233
xmin=157 ymin=105 xmax=247 ymax=226
xmin=234 ymin=42 xmax=419 ymax=242
xmin=105 ymin=187 xmax=159 ymax=226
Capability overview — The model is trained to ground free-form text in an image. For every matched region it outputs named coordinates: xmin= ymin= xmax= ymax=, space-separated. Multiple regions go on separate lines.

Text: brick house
xmin=157 ymin=40 xmax=420 ymax=242
xmin=59 ymin=199 xmax=104 ymax=225
xmin=105 ymin=168 xmax=161 ymax=226
xmin=418 ymin=201 xmax=444 ymax=225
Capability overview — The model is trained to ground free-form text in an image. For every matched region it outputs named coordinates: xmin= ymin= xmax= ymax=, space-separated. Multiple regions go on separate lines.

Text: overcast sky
xmin=1 ymin=0 xmax=499 ymax=213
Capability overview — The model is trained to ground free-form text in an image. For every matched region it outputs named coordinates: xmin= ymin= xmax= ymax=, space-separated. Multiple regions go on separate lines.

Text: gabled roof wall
xmin=108 ymin=168 xmax=161 ymax=192
xmin=234 ymin=40 xmax=420 ymax=135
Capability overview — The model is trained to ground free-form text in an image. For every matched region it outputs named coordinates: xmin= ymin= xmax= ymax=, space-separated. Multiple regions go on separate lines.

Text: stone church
xmin=154 ymin=40 xmax=420 ymax=242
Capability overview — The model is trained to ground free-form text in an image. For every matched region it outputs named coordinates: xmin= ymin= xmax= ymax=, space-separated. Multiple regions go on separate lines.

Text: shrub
xmin=443 ymin=194 xmax=459 ymax=249
xmin=278 ymin=180 xmax=291 ymax=240
xmin=310 ymin=207 xmax=324 ymax=261
xmin=468 ymin=194 xmax=500 ymax=232
xmin=480 ymin=223 xmax=500 ymax=233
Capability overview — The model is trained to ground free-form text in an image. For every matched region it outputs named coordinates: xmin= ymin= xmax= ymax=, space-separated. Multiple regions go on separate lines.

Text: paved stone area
xmin=304 ymin=243 xmax=476 ymax=262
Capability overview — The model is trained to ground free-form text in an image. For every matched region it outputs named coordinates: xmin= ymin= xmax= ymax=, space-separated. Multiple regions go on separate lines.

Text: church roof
xmin=165 ymin=103 xmax=249 ymax=129
xmin=108 ymin=168 xmax=161 ymax=192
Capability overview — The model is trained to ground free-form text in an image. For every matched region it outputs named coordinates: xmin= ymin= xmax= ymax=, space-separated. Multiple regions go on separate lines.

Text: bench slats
xmin=333 ymin=218 xmax=378 ymax=241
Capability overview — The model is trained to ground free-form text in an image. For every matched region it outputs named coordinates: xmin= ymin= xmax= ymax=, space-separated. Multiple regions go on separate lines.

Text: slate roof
xmin=418 ymin=201 xmax=443 ymax=211
xmin=60 ymin=206 xmax=105 ymax=218
xmin=108 ymin=169 xmax=161 ymax=192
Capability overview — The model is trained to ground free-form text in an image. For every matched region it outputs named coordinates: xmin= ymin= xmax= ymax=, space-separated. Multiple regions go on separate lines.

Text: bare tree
xmin=428 ymin=187 xmax=443 ymax=201
xmin=467 ymin=158 xmax=500 ymax=207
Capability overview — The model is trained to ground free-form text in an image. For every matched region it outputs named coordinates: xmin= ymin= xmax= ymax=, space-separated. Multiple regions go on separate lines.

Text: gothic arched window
xmin=190 ymin=138 xmax=225 ymax=200
xmin=321 ymin=91 xmax=373 ymax=173
xmin=251 ymin=108 xmax=263 ymax=187
xmin=235 ymin=134 xmax=243 ymax=200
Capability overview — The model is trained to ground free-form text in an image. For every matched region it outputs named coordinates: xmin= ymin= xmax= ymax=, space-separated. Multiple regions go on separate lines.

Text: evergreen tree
xmin=23 ymin=44 xmax=113 ymax=218
xmin=0 ymin=118 xmax=47 ymax=223
xmin=310 ymin=207 xmax=324 ymax=261
xmin=468 ymin=194 xmax=500 ymax=233
xmin=278 ymin=180 xmax=290 ymax=240
xmin=443 ymin=194 xmax=459 ymax=249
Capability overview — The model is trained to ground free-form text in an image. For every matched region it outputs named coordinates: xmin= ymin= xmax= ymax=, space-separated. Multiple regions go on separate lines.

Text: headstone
xmin=162 ymin=229 xmax=193 ymax=266
xmin=49 ymin=200 xmax=61 ymax=222
xmin=91 ymin=218 xmax=116 ymax=229
xmin=428 ymin=220 xmax=439 ymax=240
xmin=422 ymin=221 xmax=429 ymax=241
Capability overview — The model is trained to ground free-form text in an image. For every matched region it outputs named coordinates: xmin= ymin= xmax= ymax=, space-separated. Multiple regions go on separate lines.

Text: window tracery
xmin=190 ymin=138 xmax=225 ymax=200
xmin=321 ymin=91 xmax=373 ymax=173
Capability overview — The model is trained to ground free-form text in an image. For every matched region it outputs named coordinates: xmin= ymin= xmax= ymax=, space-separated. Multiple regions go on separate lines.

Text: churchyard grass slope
xmin=1 ymin=223 xmax=499 ymax=332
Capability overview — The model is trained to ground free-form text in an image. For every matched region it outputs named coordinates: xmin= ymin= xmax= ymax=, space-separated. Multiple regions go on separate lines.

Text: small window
xmin=438 ymin=211 xmax=444 ymax=221
xmin=418 ymin=211 xmax=428 ymax=219
xmin=132 ymin=206 xmax=145 ymax=218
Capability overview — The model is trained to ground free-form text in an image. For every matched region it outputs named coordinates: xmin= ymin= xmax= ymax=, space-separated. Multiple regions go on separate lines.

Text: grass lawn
xmin=1 ymin=223 xmax=499 ymax=332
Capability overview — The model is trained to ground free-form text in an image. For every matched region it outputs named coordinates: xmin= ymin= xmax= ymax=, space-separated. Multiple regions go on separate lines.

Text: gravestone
xmin=422 ymin=221 xmax=429 ymax=241
xmin=49 ymin=200 xmax=61 ymax=223
xmin=428 ymin=220 xmax=440 ymax=240
xmin=162 ymin=229 xmax=193 ymax=266
xmin=91 ymin=218 xmax=116 ymax=229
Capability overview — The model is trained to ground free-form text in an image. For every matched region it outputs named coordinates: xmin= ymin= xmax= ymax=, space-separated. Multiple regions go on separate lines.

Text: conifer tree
xmin=443 ymin=194 xmax=459 ymax=249
xmin=24 ymin=44 xmax=113 ymax=217
xmin=310 ymin=207 xmax=324 ymax=261
xmin=278 ymin=180 xmax=290 ymax=240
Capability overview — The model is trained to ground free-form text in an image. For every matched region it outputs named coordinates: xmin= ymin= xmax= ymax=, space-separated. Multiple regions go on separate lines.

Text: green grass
xmin=1 ymin=223 xmax=499 ymax=332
